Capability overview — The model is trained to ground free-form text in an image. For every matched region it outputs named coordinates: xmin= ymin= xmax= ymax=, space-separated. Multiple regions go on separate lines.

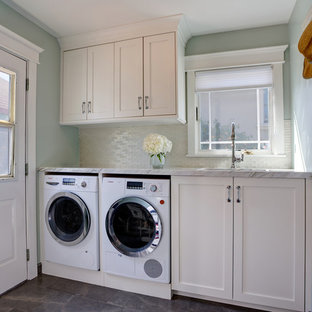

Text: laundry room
xmin=0 ymin=0 xmax=312 ymax=311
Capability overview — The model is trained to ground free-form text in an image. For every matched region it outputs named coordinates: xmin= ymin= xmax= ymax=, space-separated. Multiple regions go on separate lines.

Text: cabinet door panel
xmin=114 ymin=38 xmax=143 ymax=118
xmin=172 ymin=176 xmax=233 ymax=299
xmin=62 ymin=49 xmax=87 ymax=122
xmin=87 ymin=44 xmax=114 ymax=120
xmin=233 ymin=178 xmax=304 ymax=311
xmin=144 ymin=33 xmax=176 ymax=116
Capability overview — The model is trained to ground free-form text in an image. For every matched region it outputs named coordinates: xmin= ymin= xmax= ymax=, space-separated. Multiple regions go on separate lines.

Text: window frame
xmin=186 ymin=45 xmax=287 ymax=157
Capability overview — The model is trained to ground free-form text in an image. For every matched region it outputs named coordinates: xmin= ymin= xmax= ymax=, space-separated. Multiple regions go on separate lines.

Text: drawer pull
xmin=236 ymin=186 xmax=241 ymax=203
xmin=227 ymin=185 xmax=232 ymax=203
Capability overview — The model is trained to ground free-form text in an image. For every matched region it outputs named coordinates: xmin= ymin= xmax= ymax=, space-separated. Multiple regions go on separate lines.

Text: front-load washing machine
xmin=101 ymin=177 xmax=170 ymax=283
xmin=43 ymin=174 xmax=99 ymax=270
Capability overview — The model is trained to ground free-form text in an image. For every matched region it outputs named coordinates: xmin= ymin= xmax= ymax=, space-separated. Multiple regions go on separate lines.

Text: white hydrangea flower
xmin=143 ymin=134 xmax=172 ymax=156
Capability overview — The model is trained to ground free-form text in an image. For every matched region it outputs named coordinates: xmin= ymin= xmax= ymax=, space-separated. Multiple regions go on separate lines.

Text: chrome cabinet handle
xmin=227 ymin=185 xmax=231 ymax=203
xmin=138 ymin=96 xmax=142 ymax=110
xmin=145 ymin=96 xmax=149 ymax=109
xmin=82 ymin=101 xmax=86 ymax=114
xmin=88 ymin=101 xmax=92 ymax=113
xmin=236 ymin=186 xmax=241 ymax=203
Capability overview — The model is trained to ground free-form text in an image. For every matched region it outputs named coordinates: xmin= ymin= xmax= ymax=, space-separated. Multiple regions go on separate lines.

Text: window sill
xmin=186 ymin=153 xmax=287 ymax=158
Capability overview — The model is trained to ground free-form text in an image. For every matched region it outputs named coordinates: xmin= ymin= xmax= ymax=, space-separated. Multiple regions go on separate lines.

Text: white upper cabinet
xmin=61 ymin=43 xmax=114 ymax=123
xmin=87 ymin=44 xmax=114 ymax=120
xmin=62 ymin=48 xmax=88 ymax=122
xmin=114 ymin=33 xmax=176 ymax=119
xmin=114 ymin=38 xmax=143 ymax=118
xmin=144 ymin=33 xmax=176 ymax=116
xmin=59 ymin=15 xmax=189 ymax=125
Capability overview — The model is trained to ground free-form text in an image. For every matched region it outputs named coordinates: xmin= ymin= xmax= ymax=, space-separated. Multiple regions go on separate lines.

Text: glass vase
xmin=150 ymin=154 xmax=165 ymax=169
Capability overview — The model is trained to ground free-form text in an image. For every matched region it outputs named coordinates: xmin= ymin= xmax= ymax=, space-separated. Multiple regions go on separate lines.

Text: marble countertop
xmin=39 ymin=167 xmax=312 ymax=179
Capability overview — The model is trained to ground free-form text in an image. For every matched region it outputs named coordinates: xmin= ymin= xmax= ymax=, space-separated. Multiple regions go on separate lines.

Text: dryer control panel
xmin=126 ymin=181 xmax=143 ymax=190
xmin=44 ymin=174 xmax=98 ymax=192
xmin=124 ymin=178 xmax=169 ymax=197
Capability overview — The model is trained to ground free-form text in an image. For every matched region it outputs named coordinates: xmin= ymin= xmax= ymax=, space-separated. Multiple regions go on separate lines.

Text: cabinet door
xmin=144 ymin=33 xmax=176 ymax=116
xmin=233 ymin=178 xmax=305 ymax=311
xmin=62 ymin=48 xmax=87 ymax=122
xmin=114 ymin=38 xmax=143 ymax=118
xmin=171 ymin=176 xmax=233 ymax=299
xmin=87 ymin=44 xmax=114 ymax=120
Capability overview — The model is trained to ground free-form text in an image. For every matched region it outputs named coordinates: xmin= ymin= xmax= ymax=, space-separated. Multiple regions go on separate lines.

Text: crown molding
xmin=1 ymin=0 xmax=59 ymax=38
xmin=58 ymin=14 xmax=191 ymax=51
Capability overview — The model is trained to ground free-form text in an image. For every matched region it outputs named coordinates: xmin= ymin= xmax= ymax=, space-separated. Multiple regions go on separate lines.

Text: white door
xmin=144 ymin=33 xmax=176 ymax=116
xmin=0 ymin=49 xmax=27 ymax=294
xmin=87 ymin=43 xmax=114 ymax=120
xmin=171 ymin=176 xmax=233 ymax=299
xmin=62 ymin=48 xmax=87 ymax=122
xmin=114 ymin=38 xmax=143 ymax=118
xmin=233 ymin=178 xmax=305 ymax=311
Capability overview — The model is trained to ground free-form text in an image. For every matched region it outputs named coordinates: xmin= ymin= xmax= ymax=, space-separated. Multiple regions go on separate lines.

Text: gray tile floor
xmin=0 ymin=274 xmax=265 ymax=312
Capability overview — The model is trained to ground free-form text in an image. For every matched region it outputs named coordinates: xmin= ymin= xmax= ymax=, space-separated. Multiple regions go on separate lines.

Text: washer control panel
xmin=62 ymin=177 xmax=76 ymax=186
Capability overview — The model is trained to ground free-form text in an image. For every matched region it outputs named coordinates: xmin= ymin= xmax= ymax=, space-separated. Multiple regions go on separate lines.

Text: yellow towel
xmin=298 ymin=20 xmax=312 ymax=58
xmin=303 ymin=58 xmax=312 ymax=79
xmin=298 ymin=20 xmax=312 ymax=79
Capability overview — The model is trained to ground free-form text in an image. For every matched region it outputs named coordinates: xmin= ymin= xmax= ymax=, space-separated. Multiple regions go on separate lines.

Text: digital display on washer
xmin=62 ymin=178 xmax=76 ymax=186
xmin=127 ymin=181 xmax=143 ymax=190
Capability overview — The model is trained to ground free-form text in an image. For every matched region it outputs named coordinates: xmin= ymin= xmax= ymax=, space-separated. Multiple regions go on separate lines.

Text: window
xmin=0 ymin=68 xmax=15 ymax=177
xmin=197 ymin=66 xmax=272 ymax=152
xmin=186 ymin=46 xmax=287 ymax=157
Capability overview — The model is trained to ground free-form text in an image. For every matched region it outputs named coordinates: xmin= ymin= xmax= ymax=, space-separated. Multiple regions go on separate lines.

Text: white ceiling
xmin=2 ymin=0 xmax=297 ymax=39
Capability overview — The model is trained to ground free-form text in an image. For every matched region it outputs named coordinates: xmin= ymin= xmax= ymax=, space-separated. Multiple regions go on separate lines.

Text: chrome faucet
xmin=231 ymin=122 xmax=244 ymax=168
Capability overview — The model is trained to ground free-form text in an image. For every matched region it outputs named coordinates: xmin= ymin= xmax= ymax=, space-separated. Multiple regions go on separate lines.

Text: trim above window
xmin=186 ymin=45 xmax=288 ymax=157
xmin=185 ymin=45 xmax=288 ymax=72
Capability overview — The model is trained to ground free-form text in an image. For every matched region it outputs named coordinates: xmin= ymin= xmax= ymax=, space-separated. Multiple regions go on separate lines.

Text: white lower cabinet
xmin=171 ymin=176 xmax=233 ymax=299
xmin=172 ymin=176 xmax=305 ymax=311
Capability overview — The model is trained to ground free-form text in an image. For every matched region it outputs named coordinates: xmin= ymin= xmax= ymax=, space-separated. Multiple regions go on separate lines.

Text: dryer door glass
xmin=106 ymin=196 xmax=162 ymax=257
xmin=46 ymin=192 xmax=90 ymax=246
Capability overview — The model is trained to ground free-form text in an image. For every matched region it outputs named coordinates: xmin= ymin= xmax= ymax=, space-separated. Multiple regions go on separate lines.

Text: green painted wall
xmin=186 ymin=25 xmax=291 ymax=119
xmin=0 ymin=0 xmax=79 ymax=167
xmin=289 ymin=0 xmax=312 ymax=171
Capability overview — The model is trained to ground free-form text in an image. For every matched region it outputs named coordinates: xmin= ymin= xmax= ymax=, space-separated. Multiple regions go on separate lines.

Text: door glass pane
xmin=112 ymin=202 xmax=155 ymax=249
xmin=0 ymin=70 xmax=14 ymax=122
xmin=0 ymin=127 xmax=12 ymax=176
xmin=48 ymin=197 xmax=88 ymax=242
xmin=0 ymin=68 xmax=15 ymax=178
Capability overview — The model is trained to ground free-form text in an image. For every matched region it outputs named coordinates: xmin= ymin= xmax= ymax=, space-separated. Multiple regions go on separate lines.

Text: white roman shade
xmin=195 ymin=65 xmax=273 ymax=92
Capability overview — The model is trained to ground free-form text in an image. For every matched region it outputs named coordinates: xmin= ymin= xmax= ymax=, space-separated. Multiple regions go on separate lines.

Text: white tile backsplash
xmin=80 ymin=120 xmax=292 ymax=169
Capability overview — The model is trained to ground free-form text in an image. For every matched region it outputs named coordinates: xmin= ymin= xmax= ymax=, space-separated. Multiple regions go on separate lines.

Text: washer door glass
xmin=46 ymin=192 xmax=90 ymax=246
xmin=106 ymin=196 xmax=162 ymax=257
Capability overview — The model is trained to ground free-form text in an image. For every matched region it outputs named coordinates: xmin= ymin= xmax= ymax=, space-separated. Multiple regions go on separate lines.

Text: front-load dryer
xmin=101 ymin=177 xmax=170 ymax=283
xmin=43 ymin=174 xmax=99 ymax=270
